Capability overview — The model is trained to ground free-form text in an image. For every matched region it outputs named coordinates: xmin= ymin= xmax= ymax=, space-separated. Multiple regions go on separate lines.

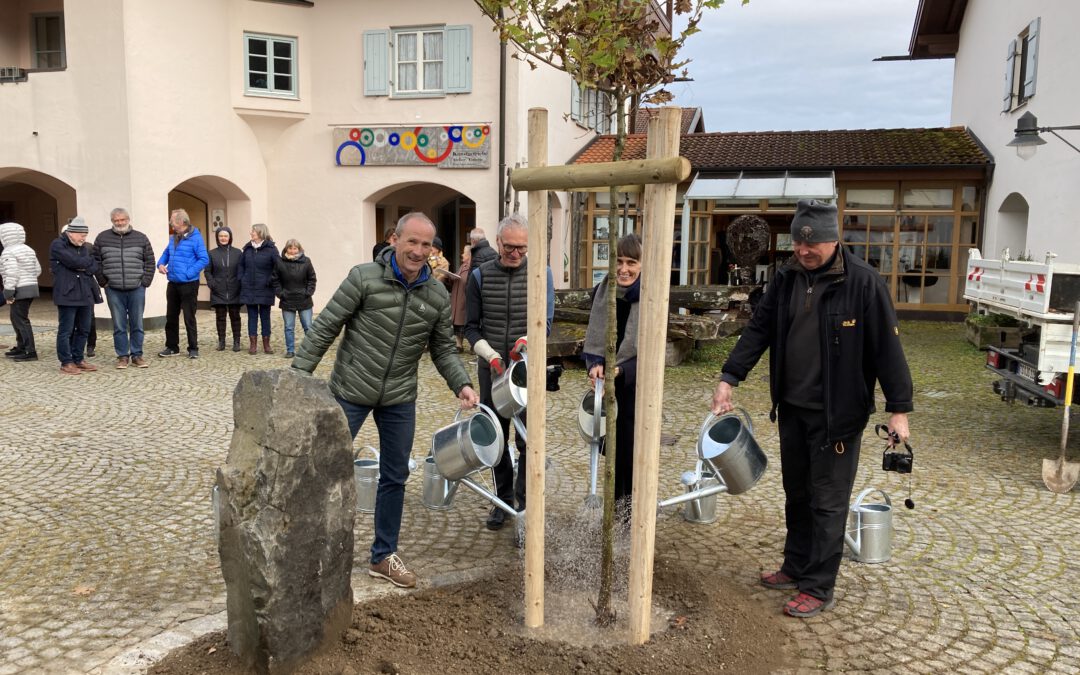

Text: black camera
xmin=875 ymin=424 xmax=914 ymax=474
xmin=882 ymin=445 xmax=914 ymax=473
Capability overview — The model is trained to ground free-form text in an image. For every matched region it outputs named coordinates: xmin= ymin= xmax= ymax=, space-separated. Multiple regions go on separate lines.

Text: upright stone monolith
xmin=217 ymin=369 xmax=356 ymax=674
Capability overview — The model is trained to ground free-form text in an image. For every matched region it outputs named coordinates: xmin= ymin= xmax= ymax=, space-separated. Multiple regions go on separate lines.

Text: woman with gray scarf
xmin=582 ymin=233 xmax=642 ymax=511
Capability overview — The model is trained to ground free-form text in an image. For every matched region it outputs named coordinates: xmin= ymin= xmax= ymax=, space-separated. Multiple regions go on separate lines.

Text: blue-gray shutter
xmin=570 ymin=81 xmax=582 ymax=123
xmin=1002 ymin=38 xmax=1017 ymax=112
xmin=364 ymin=29 xmax=389 ymax=96
xmin=1022 ymin=17 xmax=1040 ymax=100
xmin=444 ymin=25 xmax=472 ymax=93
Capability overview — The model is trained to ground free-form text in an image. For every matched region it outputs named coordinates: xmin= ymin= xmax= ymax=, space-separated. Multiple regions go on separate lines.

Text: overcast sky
xmin=669 ymin=0 xmax=955 ymax=132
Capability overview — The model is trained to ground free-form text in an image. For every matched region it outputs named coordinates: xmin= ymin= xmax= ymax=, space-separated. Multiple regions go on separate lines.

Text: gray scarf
xmin=583 ymin=275 xmax=639 ymax=366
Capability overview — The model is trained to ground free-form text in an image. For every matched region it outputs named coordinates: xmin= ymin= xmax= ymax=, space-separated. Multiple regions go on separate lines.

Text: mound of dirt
xmin=150 ymin=556 xmax=794 ymax=674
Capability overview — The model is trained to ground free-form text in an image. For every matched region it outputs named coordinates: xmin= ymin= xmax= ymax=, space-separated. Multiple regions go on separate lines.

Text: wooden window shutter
xmin=1002 ymin=38 xmax=1017 ymax=112
xmin=444 ymin=25 xmax=472 ymax=93
xmin=363 ymin=29 xmax=390 ymax=96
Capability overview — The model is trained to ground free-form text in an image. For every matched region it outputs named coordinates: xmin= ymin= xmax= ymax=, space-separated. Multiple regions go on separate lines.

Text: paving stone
xmin=4 ymin=318 xmax=1080 ymax=674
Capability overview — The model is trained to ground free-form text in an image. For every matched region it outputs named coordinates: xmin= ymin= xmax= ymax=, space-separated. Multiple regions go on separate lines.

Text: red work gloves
xmin=509 ymin=337 xmax=528 ymax=362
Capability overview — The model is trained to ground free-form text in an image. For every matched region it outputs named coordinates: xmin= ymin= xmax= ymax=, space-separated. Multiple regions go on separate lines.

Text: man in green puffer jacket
xmin=293 ymin=212 xmax=479 ymax=589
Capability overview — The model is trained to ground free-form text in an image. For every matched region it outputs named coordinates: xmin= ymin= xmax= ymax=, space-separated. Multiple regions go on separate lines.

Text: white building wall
xmin=1 ymin=0 xmax=591 ymax=318
xmin=951 ymin=2 xmax=1080 ymax=264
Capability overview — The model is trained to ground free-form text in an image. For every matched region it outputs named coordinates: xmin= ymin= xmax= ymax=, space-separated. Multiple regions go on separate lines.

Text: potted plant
xmin=964 ymin=310 xmax=1028 ymax=350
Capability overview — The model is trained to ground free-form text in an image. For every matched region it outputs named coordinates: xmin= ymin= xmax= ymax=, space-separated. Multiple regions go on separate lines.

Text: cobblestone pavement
xmin=1 ymin=312 xmax=1079 ymax=674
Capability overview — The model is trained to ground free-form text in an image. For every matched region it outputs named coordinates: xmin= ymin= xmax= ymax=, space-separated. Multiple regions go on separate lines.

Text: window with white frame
xmin=31 ymin=14 xmax=65 ymax=70
xmin=1003 ymin=18 xmax=1039 ymax=112
xmin=245 ymin=33 xmax=298 ymax=99
xmin=363 ymin=26 xmax=472 ymax=97
xmin=571 ymin=83 xmax=612 ymax=134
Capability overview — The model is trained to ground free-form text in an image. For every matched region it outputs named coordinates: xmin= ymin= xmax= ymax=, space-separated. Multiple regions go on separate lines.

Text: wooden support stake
xmin=511 ymin=157 xmax=690 ymax=192
xmin=524 ymin=107 xmax=548 ymax=629
xmin=627 ymin=107 xmax=682 ymax=644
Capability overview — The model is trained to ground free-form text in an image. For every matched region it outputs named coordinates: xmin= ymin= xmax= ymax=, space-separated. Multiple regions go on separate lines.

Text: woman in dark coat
xmin=271 ymin=238 xmax=317 ymax=359
xmin=582 ymin=233 xmax=642 ymax=515
xmin=237 ymin=223 xmax=278 ymax=354
xmin=205 ymin=226 xmax=243 ymax=351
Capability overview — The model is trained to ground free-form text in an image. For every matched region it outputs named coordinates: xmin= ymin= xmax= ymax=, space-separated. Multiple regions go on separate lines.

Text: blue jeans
xmin=105 ymin=286 xmax=146 ymax=357
xmin=56 ymin=305 xmax=92 ymax=365
xmin=247 ymin=304 xmax=272 ymax=337
xmin=281 ymin=308 xmax=312 ymax=352
xmin=336 ymin=397 xmax=416 ymax=564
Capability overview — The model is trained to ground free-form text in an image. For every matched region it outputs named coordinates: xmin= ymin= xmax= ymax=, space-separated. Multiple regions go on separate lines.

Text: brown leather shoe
xmin=262 ymin=337 xmax=273 ymax=354
xmin=249 ymin=336 xmax=258 ymax=355
xmin=60 ymin=363 xmax=82 ymax=375
xmin=116 ymin=356 xmax=130 ymax=369
xmin=131 ymin=356 xmax=148 ymax=368
xmin=75 ymin=361 xmax=98 ymax=372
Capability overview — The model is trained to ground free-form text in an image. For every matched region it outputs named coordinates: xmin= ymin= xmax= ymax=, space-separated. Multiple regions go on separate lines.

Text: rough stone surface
xmin=217 ymin=369 xmax=355 ymax=673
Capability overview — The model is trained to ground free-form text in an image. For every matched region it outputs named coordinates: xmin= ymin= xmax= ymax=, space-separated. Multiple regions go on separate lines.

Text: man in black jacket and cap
xmin=711 ymin=199 xmax=913 ymax=618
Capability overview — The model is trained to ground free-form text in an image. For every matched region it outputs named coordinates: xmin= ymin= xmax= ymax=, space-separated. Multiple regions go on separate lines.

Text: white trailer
xmin=964 ymin=249 xmax=1080 ymax=406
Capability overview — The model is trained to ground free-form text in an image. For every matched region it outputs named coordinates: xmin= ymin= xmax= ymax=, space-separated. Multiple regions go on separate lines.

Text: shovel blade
xmin=1042 ymin=457 xmax=1080 ymax=493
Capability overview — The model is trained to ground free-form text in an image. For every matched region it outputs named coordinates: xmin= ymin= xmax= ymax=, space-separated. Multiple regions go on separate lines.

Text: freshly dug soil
xmin=150 ymin=556 xmax=794 ymax=674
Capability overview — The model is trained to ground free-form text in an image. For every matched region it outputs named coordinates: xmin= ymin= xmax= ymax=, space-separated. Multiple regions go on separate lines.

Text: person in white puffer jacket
xmin=0 ymin=221 xmax=43 ymax=361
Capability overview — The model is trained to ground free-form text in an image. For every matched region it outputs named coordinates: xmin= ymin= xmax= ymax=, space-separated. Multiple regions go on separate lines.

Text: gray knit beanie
xmin=790 ymin=200 xmax=838 ymax=243
xmin=66 ymin=216 xmax=89 ymax=234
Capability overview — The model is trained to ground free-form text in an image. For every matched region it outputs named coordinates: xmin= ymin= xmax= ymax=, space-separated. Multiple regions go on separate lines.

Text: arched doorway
xmin=366 ymin=182 xmax=477 ymax=270
xmin=0 ymin=168 xmax=77 ymax=287
xmin=996 ymin=192 xmax=1030 ymax=260
xmin=167 ymin=175 xmax=252 ymax=301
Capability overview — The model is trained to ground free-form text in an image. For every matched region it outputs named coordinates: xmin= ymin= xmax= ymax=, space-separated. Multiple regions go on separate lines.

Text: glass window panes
xmin=902 ymin=187 xmax=953 ymax=210
xmin=961 ymin=186 xmax=979 ymax=211
xmin=960 ymin=216 xmax=978 ymax=245
xmin=423 ymin=32 xmax=444 ymax=90
xmin=926 ymin=215 xmax=954 ymax=245
xmin=33 ymin=15 xmax=64 ymax=69
xmin=845 ymin=189 xmax=894 ymax=210
xmin=244 ymin=34 xmax=297 ymax=98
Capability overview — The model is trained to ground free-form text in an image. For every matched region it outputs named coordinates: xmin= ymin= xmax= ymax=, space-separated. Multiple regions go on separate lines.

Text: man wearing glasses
xmin=465 ymin=214 xmax=554 ymax=532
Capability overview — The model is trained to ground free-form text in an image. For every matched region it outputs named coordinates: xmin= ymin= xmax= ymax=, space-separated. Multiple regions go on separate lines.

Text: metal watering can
xmin=658 ymin=408 xmax=768 ymax=516
xmin=577 ymin=378 xmax=615 ymax=509
xmin=844 ymin=487 xmax=893 ymax=563
xmin=422 ymin=404 xmax=519 ymax=520
xmin=353 ymin=446 xmax=379 ymax=514
xmin=678 ymin=461 xmax=721 ymax=524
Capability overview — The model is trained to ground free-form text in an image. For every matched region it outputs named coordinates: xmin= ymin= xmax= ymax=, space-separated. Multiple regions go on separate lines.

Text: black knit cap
xmin=790 ymin=200 xmax=839 ymax=243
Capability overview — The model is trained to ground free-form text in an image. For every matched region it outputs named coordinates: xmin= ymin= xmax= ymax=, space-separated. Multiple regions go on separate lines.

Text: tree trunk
xmin=595 ymin=86 xmax=627 ymax=627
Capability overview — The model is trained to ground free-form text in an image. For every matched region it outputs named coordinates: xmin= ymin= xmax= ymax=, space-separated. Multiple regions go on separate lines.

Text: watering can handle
xmin=699 ymin=406 xmax=754 ymax=441
xmin=354 ymin=445 xmax=379 ymax=462
xmin=852 ymin=487 xmax=891 ymax=509
xmin=453 ymin=402 xmax=500 ymax=427
xmin=592 ymin=377 xmax=604 ymax=443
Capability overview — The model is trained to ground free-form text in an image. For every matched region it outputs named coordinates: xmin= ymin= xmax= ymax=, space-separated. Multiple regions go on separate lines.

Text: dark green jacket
xmin=292 ymin=248 xmax=471 ymax=406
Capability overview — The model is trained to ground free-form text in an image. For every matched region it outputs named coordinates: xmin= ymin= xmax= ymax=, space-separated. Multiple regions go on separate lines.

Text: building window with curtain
xmin=362 ymin=26 xmax=472 ymax=97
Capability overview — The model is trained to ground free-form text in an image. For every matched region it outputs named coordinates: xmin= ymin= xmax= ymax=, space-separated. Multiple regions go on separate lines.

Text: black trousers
xmin=776 ymin=401 xmax=862 ymax=602
xmin=598 ymin=373 xmax=637 ymax=506
xmin=214 ymin=304 xmax=242 ymax=341
xmin=478 ymin=365 xmax=526 ymax=511
xmin=9 ymin=298 xmax=35 ymax=353
xmin=165 ymin=281 xmax=200 ymax=351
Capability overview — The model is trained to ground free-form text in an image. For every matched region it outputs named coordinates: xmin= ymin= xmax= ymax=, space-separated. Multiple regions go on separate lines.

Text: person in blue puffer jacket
xmin=237 ymin=223 xmax=279 ymax=355
xmin=156 ymin=209 xmax=210 ymax=358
